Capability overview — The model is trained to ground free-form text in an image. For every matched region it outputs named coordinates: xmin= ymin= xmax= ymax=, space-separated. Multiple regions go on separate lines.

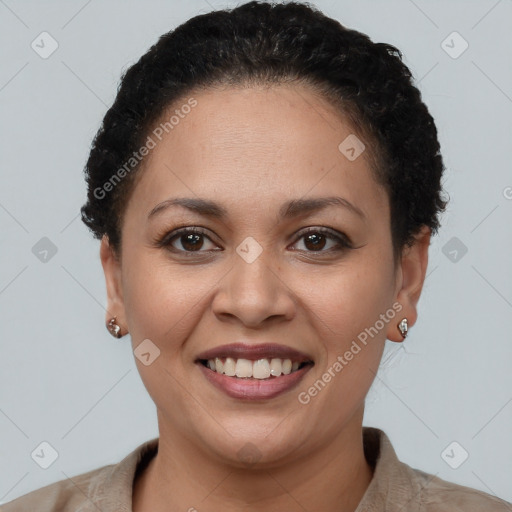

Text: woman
xmin=3 ymin=1 xmax=510 ymax=511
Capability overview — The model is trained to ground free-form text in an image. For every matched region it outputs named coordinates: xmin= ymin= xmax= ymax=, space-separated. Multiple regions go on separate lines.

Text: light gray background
xmin=1 ymin=0 xmax=511 ymax=505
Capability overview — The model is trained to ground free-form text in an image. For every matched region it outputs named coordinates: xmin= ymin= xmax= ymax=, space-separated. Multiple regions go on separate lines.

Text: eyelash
xmin=154 ymin=226 xmax=353 ymax=257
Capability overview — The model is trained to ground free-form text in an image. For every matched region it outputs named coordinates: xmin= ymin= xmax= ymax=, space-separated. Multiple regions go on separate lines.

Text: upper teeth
xmin=206 ymin=357 xmax=301 ymax=379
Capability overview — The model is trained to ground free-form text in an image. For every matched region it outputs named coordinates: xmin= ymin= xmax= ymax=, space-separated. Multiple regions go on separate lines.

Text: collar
xmin=87 ymin=427 xmax=426 ymax=511
xmin=355 ymin=426 xmax=431 ymax=511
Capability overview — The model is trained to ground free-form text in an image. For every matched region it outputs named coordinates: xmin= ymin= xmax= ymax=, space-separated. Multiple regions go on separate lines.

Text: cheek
xmin=122 ymin=253 xmax=216 ymax=347
xmin=121 ymin=255 xmax=210 ymax=419
xmin=313 ymin=263 xmax=393 ymax=345
xmin=296 ymin=270 xmax=390 ymax=432
xmin=302 ymin=256 xmax=393 ymax=395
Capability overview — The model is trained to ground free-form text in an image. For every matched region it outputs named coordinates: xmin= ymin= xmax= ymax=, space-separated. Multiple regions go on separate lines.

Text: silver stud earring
xmin=107 ymin=316 xmax=122 ymax=339
xmin=397 ymin=318 xmax=408 ymax=340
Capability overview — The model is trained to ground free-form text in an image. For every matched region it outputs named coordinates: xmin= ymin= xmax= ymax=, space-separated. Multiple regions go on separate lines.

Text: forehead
xmin=126 ymin=84 xmax=388 ymax=222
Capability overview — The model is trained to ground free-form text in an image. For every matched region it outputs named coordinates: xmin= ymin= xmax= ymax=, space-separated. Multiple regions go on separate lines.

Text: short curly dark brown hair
xmin=80 ymin=0 xmax=448 ymax=263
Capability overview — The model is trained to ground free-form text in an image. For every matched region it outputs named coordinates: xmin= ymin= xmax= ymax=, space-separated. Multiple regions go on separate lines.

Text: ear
xmin=100 ymin=235 xmax=127 ymax=335
xmin=386 ymin=225 xmax=431 ymax=342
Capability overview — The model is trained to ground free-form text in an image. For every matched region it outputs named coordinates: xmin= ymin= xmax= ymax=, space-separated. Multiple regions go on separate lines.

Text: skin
xmin=100 ymin=83 xmax=430 ymax=512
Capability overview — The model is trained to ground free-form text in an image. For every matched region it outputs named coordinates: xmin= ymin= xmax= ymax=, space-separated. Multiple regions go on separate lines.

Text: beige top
xmin=2 ymin=427 xmax=510 ymax=511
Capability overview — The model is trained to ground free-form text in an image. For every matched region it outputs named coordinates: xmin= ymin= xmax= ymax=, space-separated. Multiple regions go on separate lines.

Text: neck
xmin=133 ymin=411 xmax=374 ymax=512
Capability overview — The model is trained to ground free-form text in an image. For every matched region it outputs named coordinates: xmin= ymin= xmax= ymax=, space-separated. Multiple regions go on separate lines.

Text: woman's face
xmin=102 ymin=83 xmax=428 ymax=466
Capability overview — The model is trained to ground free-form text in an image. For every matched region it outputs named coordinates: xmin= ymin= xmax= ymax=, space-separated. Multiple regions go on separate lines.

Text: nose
xmin=211 ymin=247 xmax=296 ymax=328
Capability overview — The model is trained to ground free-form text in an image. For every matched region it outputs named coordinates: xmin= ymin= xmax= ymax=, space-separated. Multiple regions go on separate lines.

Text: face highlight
xmin=101 ymin=83 xmax=422 ymax=467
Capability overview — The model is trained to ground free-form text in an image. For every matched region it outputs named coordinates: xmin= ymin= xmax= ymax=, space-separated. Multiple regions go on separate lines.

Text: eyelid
xmin=154 ymin=226 xmax=216 ymax=249
xmin=293 ymin=226 xmax=353 ymax=247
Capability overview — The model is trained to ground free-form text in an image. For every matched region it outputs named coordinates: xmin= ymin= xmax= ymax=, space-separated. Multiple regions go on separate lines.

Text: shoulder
xmin=1 ymin=437 xmax=159 ymax=512
xmin=360 ymin=427 xmax=511 ymax=512
xmin=404 ymin=465 xmax=512 ymax=511
xmin=0 ymin=464 xmax=114 ymax=512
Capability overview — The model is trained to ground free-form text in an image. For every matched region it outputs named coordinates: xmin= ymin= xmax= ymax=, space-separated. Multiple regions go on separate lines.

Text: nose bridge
xmin=232 ymin=235 xmax=278 ymax=302
xmin=212 ymin=235 xmax=294 ymax=326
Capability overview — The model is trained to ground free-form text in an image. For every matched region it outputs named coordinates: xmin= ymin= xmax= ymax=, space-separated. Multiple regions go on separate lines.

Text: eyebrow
xmin=147 ymin=195 xmax=366 ymax=221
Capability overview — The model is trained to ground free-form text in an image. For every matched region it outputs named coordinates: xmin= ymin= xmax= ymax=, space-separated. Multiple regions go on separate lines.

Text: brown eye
xmin=291 ymin=228 xmax=352 ymax=254
xmin=179 ymin=232 xmax=206 ymax=251
xmin=303 ymin=232 xmax=328 ymax=251
xmin=160 ymin=228 xmax=219 ymax=254
xmin=155 ymin=226 xmax=351 ymax=257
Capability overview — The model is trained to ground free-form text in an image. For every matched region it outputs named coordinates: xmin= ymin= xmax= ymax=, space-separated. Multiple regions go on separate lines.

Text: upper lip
xmin=195 ymin=343 xmax=314 ymax=363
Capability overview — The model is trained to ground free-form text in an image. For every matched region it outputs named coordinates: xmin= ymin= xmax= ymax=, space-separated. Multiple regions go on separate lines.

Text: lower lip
xmin=196 ymin=362 xmax=313 ymax=400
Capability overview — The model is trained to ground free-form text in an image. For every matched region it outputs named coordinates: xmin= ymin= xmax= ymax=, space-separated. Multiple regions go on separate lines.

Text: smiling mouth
xmin=198 ymin=357 xmax=314 ymax=379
